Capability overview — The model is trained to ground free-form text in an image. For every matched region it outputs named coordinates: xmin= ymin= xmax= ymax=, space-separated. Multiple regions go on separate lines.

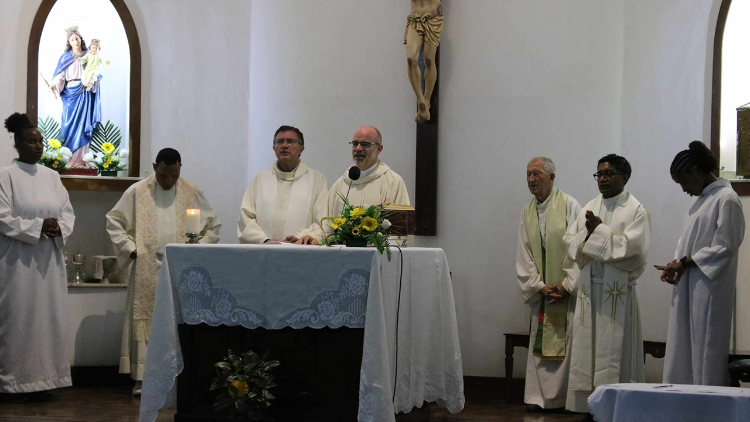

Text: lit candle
xmin=186 ymin=209 xmax=201 ymax=234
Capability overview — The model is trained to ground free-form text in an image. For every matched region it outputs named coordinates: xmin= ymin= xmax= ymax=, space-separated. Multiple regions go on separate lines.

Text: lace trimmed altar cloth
xmin=139 ymin=244 xmax=464 ymax=422
xmin=588 ymin=383 xmax=750 ymax=422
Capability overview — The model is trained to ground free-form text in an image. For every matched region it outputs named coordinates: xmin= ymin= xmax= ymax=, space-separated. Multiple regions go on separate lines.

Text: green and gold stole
xmin=523 ymin=188 xmax=569 ymax=360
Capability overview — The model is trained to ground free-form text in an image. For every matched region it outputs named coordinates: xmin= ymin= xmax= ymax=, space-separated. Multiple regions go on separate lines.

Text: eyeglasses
xmin=593 ymin=171 xmax=623 ymax=180
xmin=349 ymin=141 xmax=381 ymax=149
xmin=274 ymin=138 xmax=300 ymax=146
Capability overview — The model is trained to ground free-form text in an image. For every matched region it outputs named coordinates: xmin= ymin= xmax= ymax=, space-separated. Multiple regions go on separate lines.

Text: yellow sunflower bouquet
xmin=38 ymin=138 xmax=72 ymax=171
xmin=323 ymin=192 xmax=393 ymax=260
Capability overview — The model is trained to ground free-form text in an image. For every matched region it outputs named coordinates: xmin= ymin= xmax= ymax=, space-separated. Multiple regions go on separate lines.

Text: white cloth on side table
xmin=588 ymin=383 xmax=750 ymax=422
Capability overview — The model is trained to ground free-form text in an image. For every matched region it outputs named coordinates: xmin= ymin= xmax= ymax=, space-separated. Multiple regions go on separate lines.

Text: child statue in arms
xmin=80 ymin=39 xmax=111 ymax=92
xmin=404 ymin=0 xmax=443 ymax=122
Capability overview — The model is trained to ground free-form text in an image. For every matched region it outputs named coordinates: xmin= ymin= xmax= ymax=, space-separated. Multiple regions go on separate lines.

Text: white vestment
xmin=0 ymin=161 xmax=75 ymax=392
xmin=106 ymin=177 xmax=221 ymax=380
xmin=516 ymin=191 xmax=581 ymax=408
xmin=309 ymin=161 xmax=409 ymax=243
xmin=563 ymin=191 xmax=650 ymax=413
xmin=237 ymin=162 xmax=327 ymax=244
xmin=664 ymin=179 xmax=745 ymax=386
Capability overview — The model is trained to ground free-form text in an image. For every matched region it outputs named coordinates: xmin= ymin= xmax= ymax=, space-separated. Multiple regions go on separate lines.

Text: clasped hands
xmin=654 ymin=259 xmax=685 ymax=285
xmin=585 ymin=210 xmax=602 ymax=237
xmin=540 ymin=285 xmax=570 ymax=304
xmin=42 ymin=218 xmax=61 ymax=238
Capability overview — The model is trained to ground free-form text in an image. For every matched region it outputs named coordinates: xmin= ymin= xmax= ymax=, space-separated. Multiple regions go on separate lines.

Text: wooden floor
xmin=0 ymin=386 xmax=582 ymax=422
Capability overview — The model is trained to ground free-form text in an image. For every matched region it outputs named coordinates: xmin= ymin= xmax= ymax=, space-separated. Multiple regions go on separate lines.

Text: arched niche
xmin=711 ymin=0 xmax=750 ymax=194
xmin=27 ymin=0 xmax=141 ymax=183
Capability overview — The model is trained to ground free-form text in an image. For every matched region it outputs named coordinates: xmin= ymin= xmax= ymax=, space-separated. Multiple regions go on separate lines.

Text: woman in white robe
xmin=657 ymin=141 xmax=744 ymax=386
xmin=0 ymin=113 xmax=75 ymax=399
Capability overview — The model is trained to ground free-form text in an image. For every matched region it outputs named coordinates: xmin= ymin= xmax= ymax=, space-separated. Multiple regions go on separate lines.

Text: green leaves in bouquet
xmin=210 ymin=349 xmax=280 ymax=416
xmin=90 ymin=120 xmax=122 ymax=154
xmin=323 ymin=191 xmax=393 ymax=260
xmin=38 ymin=116 xmax=61 ymax=146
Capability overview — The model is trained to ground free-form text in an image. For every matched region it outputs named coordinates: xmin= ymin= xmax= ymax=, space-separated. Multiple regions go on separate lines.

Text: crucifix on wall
xmin=405 ymin=0 xmax=442 ymax=236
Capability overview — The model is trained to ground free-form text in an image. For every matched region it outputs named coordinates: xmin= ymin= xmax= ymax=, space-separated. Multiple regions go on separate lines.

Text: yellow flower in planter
xmin=361 ymin=217 xmax=377 ymax=232
xmin=107 ymin=156 xmax=113 ymax=164
xmin=52 ymin=161 xmax=59 ymax=168
xmin=331 ymin=217 xmax=347 ymax=230
xmin=231 ymin=380 xmax=249 ymax=397
xmin=103 ymin=163 xmax=110 ymax=169
xmin=48 ymin=139 xmax=61 ymax=149
xmin=101 ymin=142 xmax=116 ymax=154
xmin=350 ymin=207 xmax=366 ymax=218
xmin=56 ymin=155 xmax=62 ymax=160
xmin=352 ymin=227 xmax=361 ymax=236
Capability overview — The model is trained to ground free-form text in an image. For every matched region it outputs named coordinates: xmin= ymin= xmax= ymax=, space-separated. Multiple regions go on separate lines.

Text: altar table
xmin=588 ymin=383 xmax=750 ymax=422
xmin=139 ymin=244 xmax=465 ymax=422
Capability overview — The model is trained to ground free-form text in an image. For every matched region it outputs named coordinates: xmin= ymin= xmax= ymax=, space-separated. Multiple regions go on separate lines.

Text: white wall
xmin=248 ymin=0 xmax=624 ymax=378
xmin=621 ymin=0 xmax=750 ymax=360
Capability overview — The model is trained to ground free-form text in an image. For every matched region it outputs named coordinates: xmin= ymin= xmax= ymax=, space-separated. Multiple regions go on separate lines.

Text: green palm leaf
xmin=38 ymin=116 xmax=61 ymax=147
xmin=90 ymin=120 xmax=123 ymax=154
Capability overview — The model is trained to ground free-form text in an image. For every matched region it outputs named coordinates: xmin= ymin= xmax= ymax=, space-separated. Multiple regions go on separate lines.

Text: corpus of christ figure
xmin=404 ymin=0 xmax=443 ymax=123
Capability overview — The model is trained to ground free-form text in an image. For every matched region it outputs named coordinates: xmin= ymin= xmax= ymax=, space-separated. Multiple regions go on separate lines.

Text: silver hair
xmin=373 ymin=127 xmax=383 ymax=144
xmin=530 ymin=157 xmax=556 ymax=175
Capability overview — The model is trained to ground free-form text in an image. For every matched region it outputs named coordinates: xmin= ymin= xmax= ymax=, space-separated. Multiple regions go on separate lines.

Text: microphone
xmin=345 ymin=166 xmax=361 ymax=203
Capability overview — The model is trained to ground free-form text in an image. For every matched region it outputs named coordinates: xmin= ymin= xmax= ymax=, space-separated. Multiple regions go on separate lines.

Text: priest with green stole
xmin=564 ymin=154 xmax=650 ymax=421
xmin=516 ymin=157 xmax=581 ymax=412
xmin=106 ymin=148 xmax=222 ymax=395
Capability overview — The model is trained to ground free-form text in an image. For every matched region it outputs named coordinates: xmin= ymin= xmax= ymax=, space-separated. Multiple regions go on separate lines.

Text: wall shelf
xmin=61 ymin=175 xmax=141 ymax=192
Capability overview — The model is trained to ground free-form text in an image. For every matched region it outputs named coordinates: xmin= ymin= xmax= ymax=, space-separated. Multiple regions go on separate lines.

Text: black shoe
xmin=525 ymin=404 xmax=544 ymax=413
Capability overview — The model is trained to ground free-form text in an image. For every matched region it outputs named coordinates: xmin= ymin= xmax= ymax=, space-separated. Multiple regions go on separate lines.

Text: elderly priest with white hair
xmin=516 ymin=157 xmax=581 ymax=412
xmin=238 ymin=125 xmax=328 ymax=244
xmin=296 ymin=126 xmax=410 ymax=245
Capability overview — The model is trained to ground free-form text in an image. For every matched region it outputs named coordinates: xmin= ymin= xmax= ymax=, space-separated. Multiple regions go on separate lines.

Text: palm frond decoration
xmin=90 ymin=120 xmax=122 ymax=154
xmin=38 ymin=116 xmax=61 ymax=147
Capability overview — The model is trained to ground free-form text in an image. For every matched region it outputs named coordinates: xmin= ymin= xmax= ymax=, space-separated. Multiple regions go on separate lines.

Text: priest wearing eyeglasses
xmin=295 ymin=126 xmax=410 ymax=245
xmin=563 ymin=154 xmax=650 ymax=421
xmin=238 ymin=125 xmax=328 ymax=244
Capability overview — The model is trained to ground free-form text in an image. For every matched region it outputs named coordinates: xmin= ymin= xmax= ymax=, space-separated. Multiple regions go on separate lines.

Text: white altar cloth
xmin=139 ymin=244 xmax=464 ymax=422
xmin=588 ymin=383 xmax=750 ymax=422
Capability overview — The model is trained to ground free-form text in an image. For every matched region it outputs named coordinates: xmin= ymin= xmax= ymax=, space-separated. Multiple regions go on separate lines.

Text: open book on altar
xmin=383 ymin=204 xmax=415 ymax=247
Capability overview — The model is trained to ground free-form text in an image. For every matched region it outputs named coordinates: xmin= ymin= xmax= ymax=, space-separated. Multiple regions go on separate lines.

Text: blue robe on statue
xmin=52 ymin=50 xmax=102 ymax=153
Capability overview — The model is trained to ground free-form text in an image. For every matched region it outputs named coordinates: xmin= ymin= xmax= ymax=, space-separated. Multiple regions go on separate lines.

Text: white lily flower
xmin=119 ymin=149 xmax=129 ymax=159
xmin=60 ymin=147 xmax=72 ymax=157
xmin=381 ymin=219 xmax=392 ymax=230
xmin=83 ymin=152 xmax=94 ymax=162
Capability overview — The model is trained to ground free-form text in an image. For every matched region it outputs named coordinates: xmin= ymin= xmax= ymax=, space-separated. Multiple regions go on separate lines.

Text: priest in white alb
xmin=657 ymin=142 xmax=745 ymax=386
xmin=296 ymin=126 xmax=410 ymax=244
xmin=563 ymin=154 xmax=650 ymax=419
xmin=516 ymin=157 xmax=580 ymax=412
xmin=106 ymin=148 xmax=221 ymax=395
xmin=238 ymin=125 xmax=327 ymax=244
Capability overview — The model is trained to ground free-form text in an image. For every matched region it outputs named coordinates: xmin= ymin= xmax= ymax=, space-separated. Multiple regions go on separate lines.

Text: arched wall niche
xmin=711 ymin=0 xmax=750 ymax=195
xmin=27 ymin=0 xmax=141 ymax=178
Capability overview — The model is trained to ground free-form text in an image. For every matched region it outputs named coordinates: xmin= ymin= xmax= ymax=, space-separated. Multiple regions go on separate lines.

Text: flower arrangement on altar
xmin=322 ymin=193 xmax=393 ymax=260
xmin=83 ymin=142 xmax=128 ymax=173
xmin=210 ymin=349 xmax=280 ymax=417
xmin=38 ymin=138 xmax=72 ymax=171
